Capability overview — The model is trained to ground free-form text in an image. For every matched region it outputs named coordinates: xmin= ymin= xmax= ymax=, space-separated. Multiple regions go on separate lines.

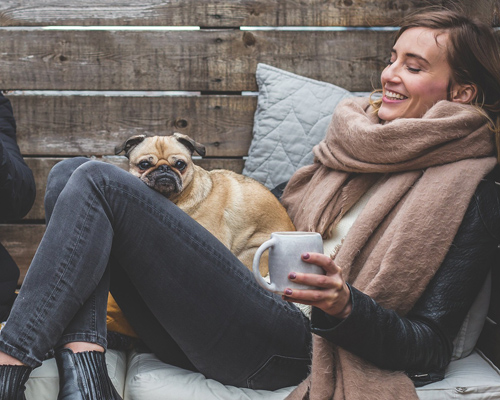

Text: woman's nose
xmin=381 ymin=62 xmax=401 ymax=83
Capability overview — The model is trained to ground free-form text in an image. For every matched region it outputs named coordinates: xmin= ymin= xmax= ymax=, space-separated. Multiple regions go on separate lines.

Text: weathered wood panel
xmin=0 ymin=0 xmax=498 ymax=27
xmin=0 ymin=29 xmax=392 ymax=92
xmin=11 ymin=95 xmax=256 ymax=157
xmin=22 ymin=156 xmax=246 ymax=221
xmin=0 ymin=224 xmax=44 ymax=283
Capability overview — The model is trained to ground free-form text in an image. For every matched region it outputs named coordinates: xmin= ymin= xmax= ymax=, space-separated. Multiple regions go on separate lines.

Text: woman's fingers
xmin=283 ymin=288 xmax=326 ymax=304
xmin=301 ymin=252 xmax=340 ymax=274
xmin=283 ymin=284 xmax=352 ymax=318
xmin=283 ymin=285 xmax=345 ymax=304
xmin=288 ymin=252 xmax=343 ymax=288
xmin=283 ymin=252 xmax=352 ymax=318
xmin=289 ymin=270 xmax=343 ymax=289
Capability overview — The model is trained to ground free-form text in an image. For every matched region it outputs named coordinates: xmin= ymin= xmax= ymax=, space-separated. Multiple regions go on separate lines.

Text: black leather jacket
xmin=0 ymin=93 xmax=35 ymax=220
xmin=309 ymin=168 xmax=500 ymax=386
xmin=0 ymin=92 xmax=36 ymax=321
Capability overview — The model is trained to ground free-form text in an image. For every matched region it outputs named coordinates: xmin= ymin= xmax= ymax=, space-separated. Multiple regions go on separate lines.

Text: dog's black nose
xmin=157 ymin=165 xmax=171 ymax=172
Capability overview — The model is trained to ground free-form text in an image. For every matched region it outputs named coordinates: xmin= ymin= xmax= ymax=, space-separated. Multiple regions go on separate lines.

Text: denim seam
xmin=246 ymin=354 xmax=311 ymax=389
xmin=58 ymin=332 xmax=107 ymax=349
xmin=0 ymin=341 xmax=40 ymax=368
xmin=90 ymin=290 xmax=96 ymax=333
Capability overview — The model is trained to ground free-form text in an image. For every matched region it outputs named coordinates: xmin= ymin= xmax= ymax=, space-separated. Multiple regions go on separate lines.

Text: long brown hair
xmin=371 ymin=9 xmax=500 ymax=159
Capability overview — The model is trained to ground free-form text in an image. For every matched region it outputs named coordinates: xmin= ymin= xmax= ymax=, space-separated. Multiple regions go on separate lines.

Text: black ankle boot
xmin=0 ymin=364 xmax=32 ymax=400
xmin=55 ymin=348 xmax=122 ymax=400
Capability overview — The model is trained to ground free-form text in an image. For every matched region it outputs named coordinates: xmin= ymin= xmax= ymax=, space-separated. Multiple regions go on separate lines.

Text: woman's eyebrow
xmin=391 ymin=49 xmax=430 ymax=65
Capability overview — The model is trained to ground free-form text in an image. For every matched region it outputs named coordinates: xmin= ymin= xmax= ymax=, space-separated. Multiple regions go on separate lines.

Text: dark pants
xmin=0 ymin=243 xmax=19 ymax=322
xmin=0 ymin=158 xmax=311 ymax=390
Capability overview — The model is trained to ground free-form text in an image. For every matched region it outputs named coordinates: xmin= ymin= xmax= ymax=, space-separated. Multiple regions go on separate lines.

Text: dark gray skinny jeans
xmin=0 ymin=158 xmax=311 ymax=390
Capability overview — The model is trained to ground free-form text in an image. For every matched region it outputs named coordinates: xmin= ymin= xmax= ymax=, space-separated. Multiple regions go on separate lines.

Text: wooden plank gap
xmin=5 ymin=90 xmax=203 ymax=97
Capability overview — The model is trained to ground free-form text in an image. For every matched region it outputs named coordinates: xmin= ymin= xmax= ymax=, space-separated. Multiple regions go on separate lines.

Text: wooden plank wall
xmin=0 ymin=1 xmax=498 ymax=27
xmin=0 ymin=0 xmax=497 ymax=284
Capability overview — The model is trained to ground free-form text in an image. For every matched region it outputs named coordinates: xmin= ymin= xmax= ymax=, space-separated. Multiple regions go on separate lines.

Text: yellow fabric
xmin=107 ymin=294 xmax=138 ymax=338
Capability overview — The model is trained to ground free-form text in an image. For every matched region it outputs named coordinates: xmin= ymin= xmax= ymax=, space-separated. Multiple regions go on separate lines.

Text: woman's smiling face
xmin=378 ymin=27 xmax=454 ymax=121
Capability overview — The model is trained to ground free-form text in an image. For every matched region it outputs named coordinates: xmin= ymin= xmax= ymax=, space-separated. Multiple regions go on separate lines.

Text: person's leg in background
xmin=0 ymin=244 xmax=20 ymax=323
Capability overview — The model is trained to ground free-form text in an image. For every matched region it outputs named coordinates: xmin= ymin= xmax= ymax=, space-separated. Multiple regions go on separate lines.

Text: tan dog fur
xmin=115 ymin=133 xmax=295 ymax=276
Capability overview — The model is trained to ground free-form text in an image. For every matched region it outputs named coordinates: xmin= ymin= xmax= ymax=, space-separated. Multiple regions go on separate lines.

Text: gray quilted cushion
xmin=242 ymin=63 xmax=353 ymax=189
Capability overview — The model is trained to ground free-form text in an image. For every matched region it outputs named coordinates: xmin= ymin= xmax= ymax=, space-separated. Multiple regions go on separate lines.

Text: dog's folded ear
xmin=173 ymin=132 xmax=206 ymax=157
xmin=115 ymin=135 xmax=147 ymax=158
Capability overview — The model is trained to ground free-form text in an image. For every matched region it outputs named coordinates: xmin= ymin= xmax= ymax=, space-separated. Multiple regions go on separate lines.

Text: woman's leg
xmin=98 ymin=162 xmax=312 ymax=389
xmin=0 ymin=159 xmax=112 ymax=367
xmin=108 ymin=255 xmax=197 ymax=372
xmin=0 ymin=160 xmax=311 ymax=389
xmin=0 ymin=158 xmax=119 ymax=399
xmin=44 ymin=157 xmax=108 ymax=354
xmin=110 ymin=257 xmax=312 ymax=390
xmin=43 ymin=158 xmax=121 ymax=399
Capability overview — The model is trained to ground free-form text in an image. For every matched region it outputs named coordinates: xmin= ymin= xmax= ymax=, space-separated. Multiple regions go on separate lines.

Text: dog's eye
xmin=138 ymin=161 xmax=151 ymax=170
xmin=174 ymin=160 xmax=186 ymax=171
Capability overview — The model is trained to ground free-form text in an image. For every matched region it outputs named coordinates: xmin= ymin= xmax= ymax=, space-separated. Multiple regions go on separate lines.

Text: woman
xmin=280 ymin=9 xmax=500 ymax=399
xmin=0 ymin=9 xmax=499 ymax=400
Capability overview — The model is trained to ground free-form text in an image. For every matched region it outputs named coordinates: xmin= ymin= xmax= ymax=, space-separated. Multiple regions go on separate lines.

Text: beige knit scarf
xmin=281 ymin=97 xmax=497 ymax=400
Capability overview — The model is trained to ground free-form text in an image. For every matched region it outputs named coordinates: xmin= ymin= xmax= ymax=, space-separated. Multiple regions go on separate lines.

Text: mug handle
xmin=252 ymin=238 xmax=277 ymax=292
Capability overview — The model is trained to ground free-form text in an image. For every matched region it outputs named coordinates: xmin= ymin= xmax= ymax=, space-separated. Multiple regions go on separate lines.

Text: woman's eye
xmin=407 ymin=66 xmax=421 ymax=73
xmin=174 ymin=160 xmax=186 ymax=171
xmin=138 ymin=161 xmax=151 ymax=170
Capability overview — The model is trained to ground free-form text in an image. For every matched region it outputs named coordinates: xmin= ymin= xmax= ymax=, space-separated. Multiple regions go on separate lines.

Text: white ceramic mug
xmin=252 ymin=232 xmax=324 ymax=294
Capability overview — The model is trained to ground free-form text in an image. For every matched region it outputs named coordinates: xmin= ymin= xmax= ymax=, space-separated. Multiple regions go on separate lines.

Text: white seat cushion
xmin=124 ymin=351 xmax=296 ymax=400
xmin=124 ymin=349 xmax=500 ymax=400
xmin=25 ymin=349 xmax=127 ymax=400
xmin=20 ymin=347 xmax=500 ymax=399
xmin=417 ymin=350 xmax=500 ymax=399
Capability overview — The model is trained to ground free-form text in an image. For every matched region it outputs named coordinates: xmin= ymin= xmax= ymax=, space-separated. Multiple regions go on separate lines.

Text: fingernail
xmin=289 ymin=272 xmax=297 ymax=279
xmin=302 ymin=253 xmax=310 ymax=260
xmin=285 ymin=288 xmax=293 ymax=295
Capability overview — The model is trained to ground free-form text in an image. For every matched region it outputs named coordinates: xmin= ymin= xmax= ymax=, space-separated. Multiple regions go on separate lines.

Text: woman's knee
xmin=45 ymin=157 xmax=90 ymax=219
xmin=57 ymin=159 xmax=132 ymax=202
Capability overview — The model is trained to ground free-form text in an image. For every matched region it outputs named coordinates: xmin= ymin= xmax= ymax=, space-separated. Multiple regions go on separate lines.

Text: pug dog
xmin=115 ymin=133 xmax=295 ymax=276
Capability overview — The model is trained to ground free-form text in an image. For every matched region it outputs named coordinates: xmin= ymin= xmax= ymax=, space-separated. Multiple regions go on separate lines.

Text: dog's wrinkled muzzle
xmin=144 ymin=168 xmax=182 ymax=196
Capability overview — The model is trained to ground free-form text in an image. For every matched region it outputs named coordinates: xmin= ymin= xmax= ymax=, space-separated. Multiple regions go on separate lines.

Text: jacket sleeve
xmin=0 ymin=93 xmax=36 ymax=220
xmin=310 ymin=176 xmax=500 ymax=381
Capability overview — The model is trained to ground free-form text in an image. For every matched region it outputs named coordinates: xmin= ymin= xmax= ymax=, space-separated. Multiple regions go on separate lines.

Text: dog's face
xmin=115 ymin=133 xmax=206 ymax=198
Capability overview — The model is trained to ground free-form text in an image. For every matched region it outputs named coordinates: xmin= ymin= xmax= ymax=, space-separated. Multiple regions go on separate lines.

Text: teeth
xmin=385 ymin=90 xmax=408 ymax=100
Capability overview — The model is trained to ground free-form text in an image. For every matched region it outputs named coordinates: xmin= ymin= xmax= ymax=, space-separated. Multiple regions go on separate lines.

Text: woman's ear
xmin=450 ymin=83 xmax=477 ymax=104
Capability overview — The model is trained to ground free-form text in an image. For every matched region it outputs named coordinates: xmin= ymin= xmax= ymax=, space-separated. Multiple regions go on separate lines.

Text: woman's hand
xmin=282 ymin=252 xmax=352 ymax=318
